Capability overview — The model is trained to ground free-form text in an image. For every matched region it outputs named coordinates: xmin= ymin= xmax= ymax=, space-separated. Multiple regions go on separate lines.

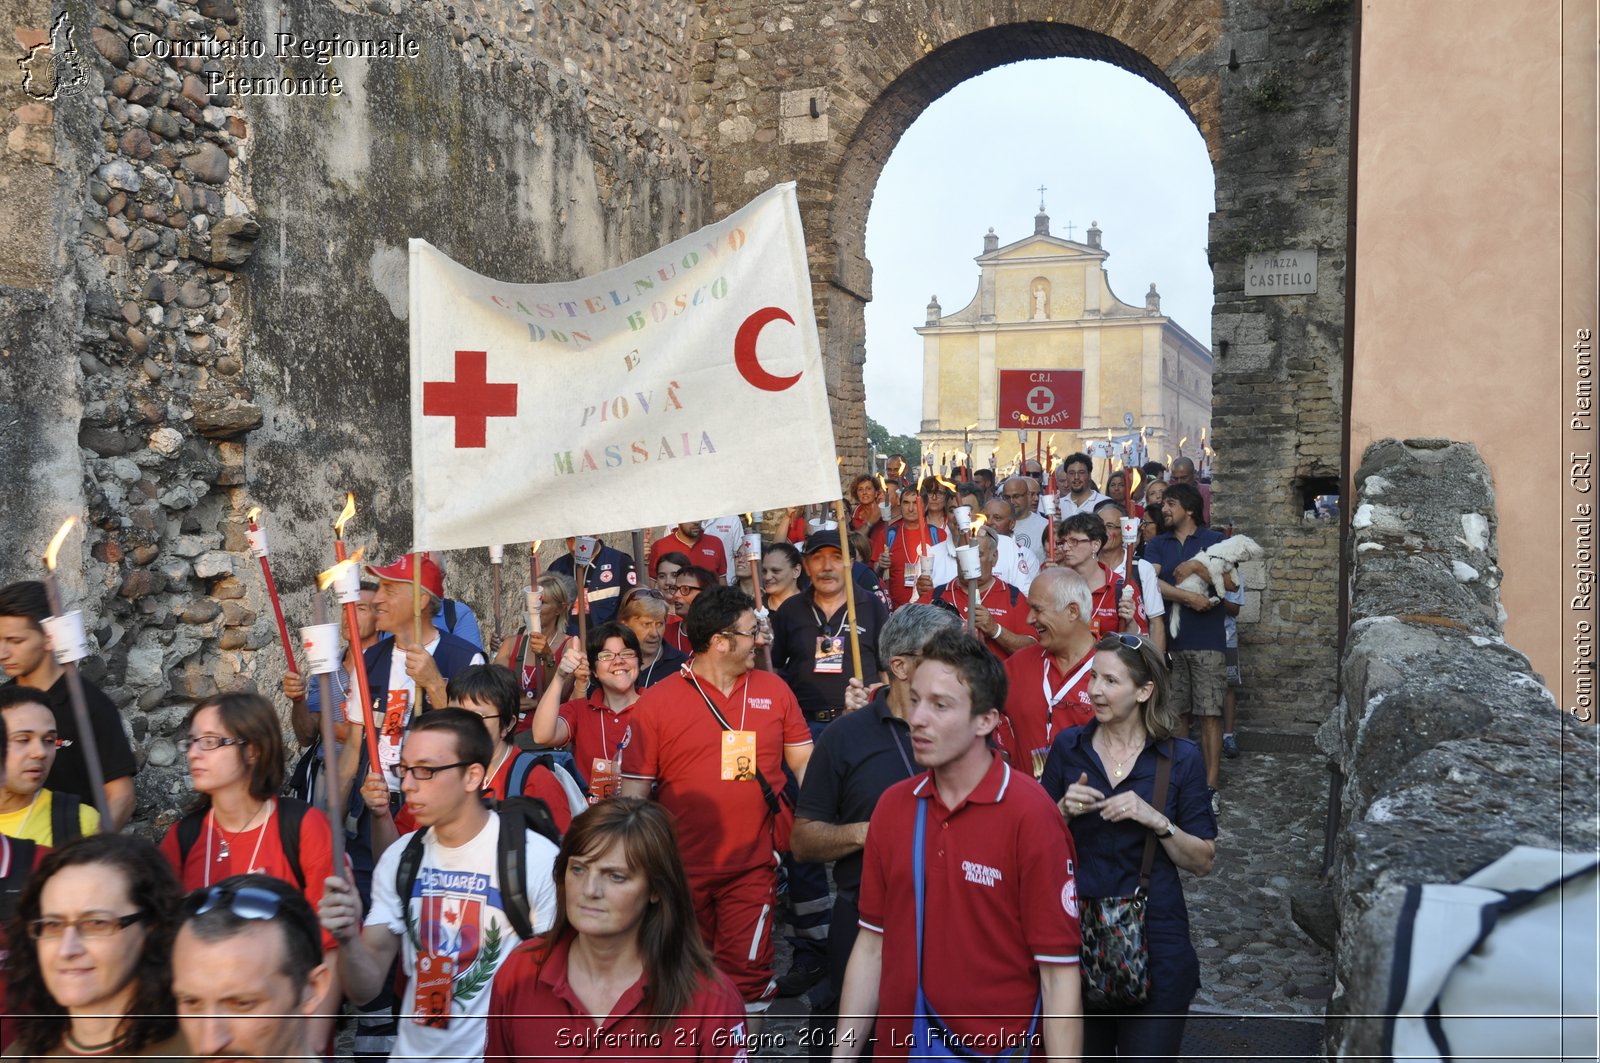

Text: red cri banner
xmin=996 ymin=369 xmax=1084 ymax=430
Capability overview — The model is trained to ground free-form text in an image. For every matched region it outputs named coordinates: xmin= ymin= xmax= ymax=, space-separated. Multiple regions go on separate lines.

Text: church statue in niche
xmin=1030 ymin=277 xmax=1051 ymax=321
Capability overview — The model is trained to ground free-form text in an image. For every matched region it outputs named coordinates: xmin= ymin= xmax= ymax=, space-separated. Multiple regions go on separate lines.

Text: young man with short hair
xmin=1056 ymin=452 xmax=1110 ymax=518
xmin=835 ymin=628 xmax=1082 ymax=1061
xmin=0 ymin=581 xmax=137 ymax=829
xmin=174 ymin=874 xmax=334 ymax=1063
xmin=0 ymin=686 xmax=98 ymax=844
xmin=622 ymin=585 xmax=813 ymax=1026
xmin=319 ymin=709 xmax=559 ymax=1063
xmin=1146 ymin=481 xmax=1230 ymax=795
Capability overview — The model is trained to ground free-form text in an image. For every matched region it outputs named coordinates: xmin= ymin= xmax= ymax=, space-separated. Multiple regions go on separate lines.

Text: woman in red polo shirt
xmin=530 ymin=623 xmax=645 ymax=804
xmin=485 ymin=798 xmax=746 ymax=1060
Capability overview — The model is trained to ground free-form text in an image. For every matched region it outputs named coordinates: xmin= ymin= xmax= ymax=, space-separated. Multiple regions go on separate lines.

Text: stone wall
xmin=0 ymin=0 xmax=708 ymax=823
xmin=1207 ymin=0 xmax=1350 ymax=730
xmin=1318 ymin=438 xmax=1599 ymax=1058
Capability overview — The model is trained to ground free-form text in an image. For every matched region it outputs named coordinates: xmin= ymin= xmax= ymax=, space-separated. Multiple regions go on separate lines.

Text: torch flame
xmin=45 ymin=517 xmax=77 ymax=571
xmin=1201 ymin=426 xmax=1208 ymax=443
xmin=317 ymin=548 xmax=366 ymax=591
xmin=1129 ymin=470 xmax=1143 ymax=496
xmin=936 ymin=476 xmax=957 ymax=494
xmin=333 ymin=493 xmax=357 ymax=536
xmin=530 ymin=540 xmax=542 ymax=554
xmin=1179 ymin=436 xmax=1189 ymax=450
xmin=247 ymin=506 xmax=261 ymax=523
xmin=971 ymin=514 xmax=987 ymax=533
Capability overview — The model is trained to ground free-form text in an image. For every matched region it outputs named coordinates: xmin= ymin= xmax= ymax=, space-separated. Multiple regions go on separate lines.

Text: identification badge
xmin=1030 ymin=747 xmax=1049 ymax=781
xmin=903 ymin=569 xmax=917 ymax=587
xmin=412 ymin=952 xmax=455 ymax=1028
xmin=814 ymin=635 xmax=844 ymax=675
xmin=721 ymin=731 xmax=758 ymax=781
xmin=590 ymin=757 xmax=620 ymax=803
xmin=380 ymin=689 xmax=410 ymax=783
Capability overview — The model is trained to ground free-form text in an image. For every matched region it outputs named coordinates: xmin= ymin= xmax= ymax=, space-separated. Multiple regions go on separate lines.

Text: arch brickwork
xmin=690 ymin=0 xmax=1352 ymax=727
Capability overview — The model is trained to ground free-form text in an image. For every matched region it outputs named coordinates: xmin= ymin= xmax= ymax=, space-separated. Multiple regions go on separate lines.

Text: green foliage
xmin=867 ymin=416 xmax=922 ymax=468
xmin=1247 ymin=67 xmax=1294 ymax=113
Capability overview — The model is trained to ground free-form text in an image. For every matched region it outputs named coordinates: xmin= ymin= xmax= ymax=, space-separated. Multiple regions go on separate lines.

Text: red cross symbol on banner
xmin=422 ymin=350 xmax=519 ymax=448
xmin=1027 ymin=386 xmax=1055 ymax=415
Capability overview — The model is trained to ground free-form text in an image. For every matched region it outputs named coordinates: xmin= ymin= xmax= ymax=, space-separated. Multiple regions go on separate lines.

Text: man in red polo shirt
xmin=1001 ymin=568 xmax=1100 ymax=780
xmin=835 ymin=628 xmax=1081 ymax=1061
xmin=1056 ymin=512 xmax=1145 ymax=640
xmin=922 ymin=530 xmax=1036 ymax=660
xmin=649 ymin=521 xmax=728 ymax=581
xmin=622 ymin=585 xmax=813 ymax=1029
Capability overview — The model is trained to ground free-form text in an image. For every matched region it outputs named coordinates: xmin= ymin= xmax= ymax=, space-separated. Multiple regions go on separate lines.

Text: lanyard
xmin=1042 ymin=655 xmax=1094 ymax=742
xmin=203 ymin=800 xmax=273 ymax=883
xmin=810 ymin=600 xmax=847 ymax=639
xmin=685 ymin=667 xmax=749 ymax=732
xmin=887 ymin=719 xmax=916 ymax=777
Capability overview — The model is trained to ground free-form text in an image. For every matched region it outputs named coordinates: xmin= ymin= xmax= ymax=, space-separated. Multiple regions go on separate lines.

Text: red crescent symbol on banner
xmin=734 ymin=307 xmax=802 ymax=392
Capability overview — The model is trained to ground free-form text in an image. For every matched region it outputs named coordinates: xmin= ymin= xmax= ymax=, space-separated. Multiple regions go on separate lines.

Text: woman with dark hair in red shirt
xmin=486 ymin=798 xmax=747 ymax=1060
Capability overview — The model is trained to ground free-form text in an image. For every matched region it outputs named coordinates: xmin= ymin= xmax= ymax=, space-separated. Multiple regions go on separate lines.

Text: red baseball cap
xmin=365 ymin=554 xmax=444 ymax=599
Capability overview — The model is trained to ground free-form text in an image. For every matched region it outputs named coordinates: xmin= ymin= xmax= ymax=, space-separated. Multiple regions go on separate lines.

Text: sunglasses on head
xmin=1098 ymin=633 xmax=1149 ymax=652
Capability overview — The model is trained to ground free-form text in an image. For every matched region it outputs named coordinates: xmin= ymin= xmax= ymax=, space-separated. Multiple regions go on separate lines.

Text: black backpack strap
xmin=0 ymin=836 xmax=38 ymax=922
xmin=445 ymin=598 xmax=459 ymax=632
xmin=51 ymin=792 xmax=83 ymax=845
xmin=176 ymin=808 xmax=207 ymax=869
xmin=275 ymin=798 xmax=310 ymax=890
xmin=505 ymin=751 xmax=536 ymax=799
xmin=396 ymin=827 xmax=429 ymax=943
xmin=495 ymin=799 xmax=562 ymax=942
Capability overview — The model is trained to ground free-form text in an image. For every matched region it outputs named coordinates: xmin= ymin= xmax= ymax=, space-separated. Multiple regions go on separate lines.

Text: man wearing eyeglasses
xmin=622 ymin=585 xmax=813 ymax=1031
xmin=320 ymin=709 xmax=558 ymax=1063
xmin=1055 ymin=512 xmax=1147 ymax=641
xmin=1000 ymin=476 xmax=1050 ymax=565
xmin=174 ymin=875 xmax=333 ymax=1063
xmin=0 ymin=686 xmax=97 ymax=844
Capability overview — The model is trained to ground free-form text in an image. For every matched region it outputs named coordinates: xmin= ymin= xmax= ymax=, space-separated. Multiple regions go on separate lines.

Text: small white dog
xmin=1167 ymin=535 xmax=1263 ymax=639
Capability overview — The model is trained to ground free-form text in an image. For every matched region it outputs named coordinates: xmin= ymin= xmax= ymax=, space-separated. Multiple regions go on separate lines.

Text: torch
xmin=527 ymin=541 xmax=543 ymax=636
xmin=41 ymin=519 xmax=112 ymax=831
xmin=488 ymin=545 xmax=504 ymax=653
xmin=303 ymin=568 xmax=350 ymax=872
xmin=332 ymin=494 xmax=380 ymax=770
xmin=246 ymin=507 xmax=298 ymax=679
xmin=830 ymin=500 xmax=864 ymax=682
xmin=954 ymin=539 xmax=982 ymax=636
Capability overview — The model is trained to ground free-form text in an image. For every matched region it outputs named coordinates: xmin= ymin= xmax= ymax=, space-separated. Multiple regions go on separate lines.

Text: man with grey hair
xmin=792 ymin=604 xmax=962 ymax=1032
xmin=1169 ymin=455 xmax=1211 ymax=524
xmin=1000 ymin=568 xmax=1100 ymax=779
xmin=1000 ymin=475 xmax=1050 ymax=565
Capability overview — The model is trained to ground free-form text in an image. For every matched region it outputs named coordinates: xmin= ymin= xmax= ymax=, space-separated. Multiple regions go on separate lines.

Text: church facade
xmin=916 ymin=209 xmax=1213 ymax=474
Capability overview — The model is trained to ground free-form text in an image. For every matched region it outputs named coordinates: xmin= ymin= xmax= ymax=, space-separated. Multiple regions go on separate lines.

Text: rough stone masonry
xmin=1 ymin=0 xmax=1353 ymax=823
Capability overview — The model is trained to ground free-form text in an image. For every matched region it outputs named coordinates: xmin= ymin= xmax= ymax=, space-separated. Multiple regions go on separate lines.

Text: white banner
xmin=409 ymin=183 xmax=838 ymax=551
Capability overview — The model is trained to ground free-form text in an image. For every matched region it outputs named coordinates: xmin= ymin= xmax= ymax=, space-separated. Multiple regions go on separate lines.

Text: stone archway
xmin=694 ymin=0 xmax=1352 ymax=728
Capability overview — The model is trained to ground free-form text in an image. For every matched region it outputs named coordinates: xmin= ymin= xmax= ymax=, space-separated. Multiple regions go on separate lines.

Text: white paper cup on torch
xmin=488 ymin=545 xmax=504 ymax=564
xmin=331 ymin=560 xmax=362 ymax=605
xmin=742 ymin=532 xmax=761 ymax=560
xmin=955 ymin=545 xmax=982 ymax=581
xmin=245 ymin=526 xmax=269 ymax=559
xmin=527 ymin=586 xmax=543 ymax=633
xmin=299 ymin=623 xmax=343 ymax=675
xmin=41 ymin=612 xmax=89 ymax=665
xmin=1039 ymin=494 xmax=1059 ymax=516
xmin=953 ymin=506 xmax=973 ymax=532
xmin=1121 ymin=517 xmax=1140 ymax=543
xmin=879 ymin=501 xmax=892 ymax=523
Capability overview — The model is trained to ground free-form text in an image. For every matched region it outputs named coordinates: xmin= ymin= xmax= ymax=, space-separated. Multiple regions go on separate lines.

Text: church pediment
xmin=979 ymin=234 xmax=1106 ymax=264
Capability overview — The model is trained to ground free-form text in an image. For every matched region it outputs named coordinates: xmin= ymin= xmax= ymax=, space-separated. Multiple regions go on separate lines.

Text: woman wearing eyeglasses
xmin=486 ymin=799 xmax=746 ymax=1061
xmin=1039 ymin=635 xmax=1218 ymax=1063
xmin=528 ymin=623 xmax=644 ymax=805
xmin=158 ymin=692 xmax=342 ymax=1045
xmin=4 ymin=833 xmax=186 ymax=1061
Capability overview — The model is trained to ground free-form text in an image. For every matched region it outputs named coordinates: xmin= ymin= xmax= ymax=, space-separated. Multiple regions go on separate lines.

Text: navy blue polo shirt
xmin=550 ymin=545 xmax=638 ymax=631
xmin=1142 ymin=527 xmax=1228 ymax=651
xmin=1040 ymin=723 xmax=1217 ymax=998
xmin=769 ymin=590 xmax=889 ymax=720
xmin=635 ymin=644 xmax=688 ymax=688
xmin=793 ymin=687 xmax=919 ymax=895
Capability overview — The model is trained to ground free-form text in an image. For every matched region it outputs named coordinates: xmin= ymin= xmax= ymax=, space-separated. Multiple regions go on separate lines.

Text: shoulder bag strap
xmin=913 ymin=797 xmax=929 ymax=991
xmin=686 ymin=675 xmax=782 ymax=819
xmin=1137 ymin=741 xmax=1175 ymax=893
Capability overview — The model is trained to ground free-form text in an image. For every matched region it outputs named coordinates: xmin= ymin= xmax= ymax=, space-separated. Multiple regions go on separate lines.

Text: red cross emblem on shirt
xmin=422 ymin=350 xmax=518 ymax=448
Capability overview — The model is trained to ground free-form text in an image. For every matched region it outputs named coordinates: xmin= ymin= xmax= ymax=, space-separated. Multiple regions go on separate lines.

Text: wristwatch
xmin=1157 ymin=819 xmax=1176 ymax=838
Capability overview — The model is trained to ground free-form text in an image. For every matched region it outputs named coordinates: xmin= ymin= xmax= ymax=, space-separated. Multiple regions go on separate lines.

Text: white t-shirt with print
xmin=381 ymin=635 xmax=486 ymax=789
xmin=366 ymin=812 xmax=559 ymax=1063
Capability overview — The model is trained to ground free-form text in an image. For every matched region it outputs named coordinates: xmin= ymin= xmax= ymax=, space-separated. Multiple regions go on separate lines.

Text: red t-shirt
xmin=1001 ymin=645 xmax=1095 ymax=778
xmin=160 ymin=799 xmax=338 ymax=950
xmin=649 ymin=532 xmax=727 ymax=579
xmin=857 ymin=757 xmax=1082 ymax=1061
xmin=663 ymin=615 xmax=695 ymax=655
xmin=486 ymin=934 xmax=748 ymax=1062
xmin=870 ymin=520 xmax=943 ymax=607
xmin=625 ymin=669 xmax=812 ymax=875
xmin=557 ymin=691 xmax=646 ymax=802
xmin=938 ymin=578 xmax=1036 ymax=659
xmin=1085 ymin=562 xmax=1147 ymax=640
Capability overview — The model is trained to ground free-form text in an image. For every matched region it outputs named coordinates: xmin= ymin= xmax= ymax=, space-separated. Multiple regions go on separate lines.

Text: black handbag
xmin=1078 ymin=742 xmax=1172 ymax=1012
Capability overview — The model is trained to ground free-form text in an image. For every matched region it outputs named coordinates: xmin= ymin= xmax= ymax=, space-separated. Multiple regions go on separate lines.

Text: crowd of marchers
xmin=0 ymin=451 xmax=1245 ymax=1063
